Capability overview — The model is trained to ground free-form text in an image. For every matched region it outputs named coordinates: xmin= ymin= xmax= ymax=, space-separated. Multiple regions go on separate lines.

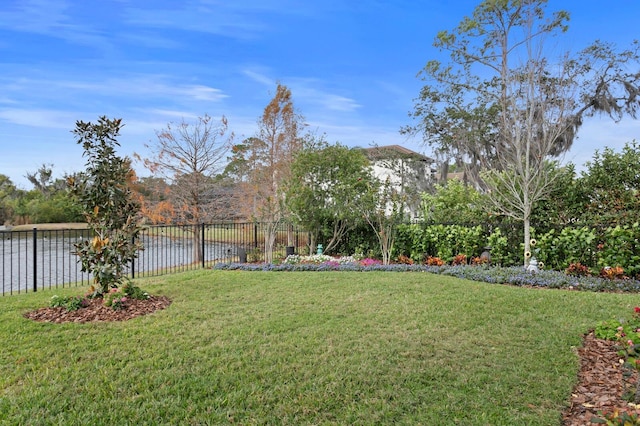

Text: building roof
xmin=361 ymin=145 xmax=434 ymax=163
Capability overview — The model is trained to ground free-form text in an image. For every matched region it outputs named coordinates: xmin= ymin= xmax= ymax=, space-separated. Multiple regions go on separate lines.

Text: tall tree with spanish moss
xmin=407 ymin=0 xmax=640 ymax=266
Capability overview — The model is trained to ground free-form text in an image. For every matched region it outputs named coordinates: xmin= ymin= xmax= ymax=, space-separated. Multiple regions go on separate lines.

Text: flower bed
xmin=213 ymin=258 xmax=640 ymax=293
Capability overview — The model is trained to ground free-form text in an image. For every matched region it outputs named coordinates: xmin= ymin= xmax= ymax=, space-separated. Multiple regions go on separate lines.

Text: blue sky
xmin=1 ymin=0 xmax=639 ymax=189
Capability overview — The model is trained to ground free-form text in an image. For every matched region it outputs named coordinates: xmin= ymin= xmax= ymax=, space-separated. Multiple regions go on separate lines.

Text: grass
xmin=1 ymin=270 xmax=637 ymax=425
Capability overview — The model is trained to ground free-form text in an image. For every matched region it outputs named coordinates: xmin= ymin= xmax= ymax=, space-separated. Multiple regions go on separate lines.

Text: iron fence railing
xmin=1 ymin=223 xmax=310 ymax=296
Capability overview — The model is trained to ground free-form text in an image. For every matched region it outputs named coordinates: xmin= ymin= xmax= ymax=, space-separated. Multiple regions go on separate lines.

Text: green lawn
xmin=1 ymin=270 xmax=637 ymax=425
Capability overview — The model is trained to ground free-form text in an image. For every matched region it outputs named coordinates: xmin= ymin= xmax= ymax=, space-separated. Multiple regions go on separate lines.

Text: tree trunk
xmin=193 ymin=224 xmax=203 ymax=264
xmin=523 ymin=217 xmax=531 ymax=268
xmin=287 ymin=223 xmax=294 ymax=247
xmin=264 ymin=221 xmax=279 ymax=264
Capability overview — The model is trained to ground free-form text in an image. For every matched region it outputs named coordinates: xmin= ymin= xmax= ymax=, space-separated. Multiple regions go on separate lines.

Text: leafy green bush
xmin=49 ymin=295 xmax=88 ymax=311
xmin=394 ymin=223 xmax=424 ymax=262
xmin=537 ymin=227 xmax=597 ymax=271
xmin=597 ymin=224 xmax=640 ymax=278
xmin=121 ymin=282 xmax=150 ymax=300
xmin=486 ymin=227 xmax=509 ymax=266
xmin=595 ymin=307 xmax=640 ymax=407
xmin=408 ymin=224 xmax=485 ymax=263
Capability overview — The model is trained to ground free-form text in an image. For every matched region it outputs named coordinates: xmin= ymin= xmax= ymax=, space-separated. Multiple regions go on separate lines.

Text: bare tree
xmin=137 ymin=114 xmax=233 ymax=262
xmin=242 ymin=83 xmax=305 ymax=263
xmin=483 ymin=51 xmax=576 ymax=263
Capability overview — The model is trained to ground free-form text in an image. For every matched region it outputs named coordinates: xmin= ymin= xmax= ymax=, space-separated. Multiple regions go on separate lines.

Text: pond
xmin=1 ymin=231 xmax=240 ymax=295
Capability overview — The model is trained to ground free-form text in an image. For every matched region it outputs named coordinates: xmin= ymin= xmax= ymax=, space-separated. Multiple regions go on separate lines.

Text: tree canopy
xmin=407 ymin=0 xmax=640 ymax=265
xmin=285 ymin=140 xmax=375 ymax=253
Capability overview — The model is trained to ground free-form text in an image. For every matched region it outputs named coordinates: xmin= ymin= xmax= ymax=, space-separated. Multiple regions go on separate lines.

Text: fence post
xmin=201 ymin=223 xmax=205 ymax=268
xmin=254 ymin=223 xmax=258 ymax=248
xmin=131 ymin=235 xmax=136 ymax=279
xmin=32 ymin=227 xmax=37 ymax=292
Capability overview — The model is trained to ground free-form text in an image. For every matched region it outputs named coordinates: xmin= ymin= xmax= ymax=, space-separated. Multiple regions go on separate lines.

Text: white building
xmin=362 ymin=145 xmax=437 ymax=218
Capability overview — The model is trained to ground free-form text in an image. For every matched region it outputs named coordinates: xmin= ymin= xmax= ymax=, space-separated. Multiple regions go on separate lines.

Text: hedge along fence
xmin=394 ymin=222 xmax=640 ymax=277
xmin=395 ymin=224 xmax=486 ymax=264
xmin=535 ymin=223 xmax=640 ymax=277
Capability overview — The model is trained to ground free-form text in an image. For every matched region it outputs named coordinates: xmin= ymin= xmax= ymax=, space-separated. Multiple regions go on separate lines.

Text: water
xmin=1 ymin=232 xmax=238 ymax=295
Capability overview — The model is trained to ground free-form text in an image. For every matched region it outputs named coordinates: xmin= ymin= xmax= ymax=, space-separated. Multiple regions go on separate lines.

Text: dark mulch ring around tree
xmin=20 ymin=296 xmax=635 ymax=423
xmin=23 ymin=295 xmax=172 ymax=323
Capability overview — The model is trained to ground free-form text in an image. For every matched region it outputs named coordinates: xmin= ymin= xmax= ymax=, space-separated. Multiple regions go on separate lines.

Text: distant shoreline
xmin=7 ymin=223 xmax=88 ymax=232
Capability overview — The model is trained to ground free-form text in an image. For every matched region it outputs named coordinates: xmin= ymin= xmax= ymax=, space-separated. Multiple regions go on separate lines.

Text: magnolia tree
xmin=69 ymin=117 xmax=143 ymax=295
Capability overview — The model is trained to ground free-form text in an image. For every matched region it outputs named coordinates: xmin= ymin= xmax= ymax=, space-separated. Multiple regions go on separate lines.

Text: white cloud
xmin=242 ymin=69 xmax=275 ymax=87
xmin=1 ymin=74 xmax=228 ymax=106
xmin=122 ymin=4 xmax=268 ymax=40
xmin=0 ymin=0 xmax=72 ymax=32
xmin=122 ymin=1 xmax=336 ymax=39
xmin=0 ymin=108 xmax=76 ymax=129
xmin=315 ymin=94 xmax=361 ymax=112
xmin=242 ymin=70 xmax=361 ymax=113
xmin=120 ymin=32 xmax=183 ymax=49
xmin=0 ymin=0 xmax=112 ymax=50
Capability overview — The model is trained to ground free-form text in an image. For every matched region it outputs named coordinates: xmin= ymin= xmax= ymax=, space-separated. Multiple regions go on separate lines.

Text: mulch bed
xmin=23 ymin=295 xmax=171 ymax=323
xmin=562 ymin=332 xmax=639 ymax=425
xmin=21 ymin=297 xmax=637 ymax=423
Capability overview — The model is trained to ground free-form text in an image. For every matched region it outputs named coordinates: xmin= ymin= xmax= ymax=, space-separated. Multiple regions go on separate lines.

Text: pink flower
xmin=628 ymin=340 xmax=634 ymax=347
xmin=618 ymin=326 xmax=624 ymax=331
xmin=120 ymin=297 xmax=127 ymax=302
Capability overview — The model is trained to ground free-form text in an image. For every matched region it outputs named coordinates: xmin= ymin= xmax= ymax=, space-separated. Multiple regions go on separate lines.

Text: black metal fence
xmin=1 ymin=223 xmax=310 ymax=296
